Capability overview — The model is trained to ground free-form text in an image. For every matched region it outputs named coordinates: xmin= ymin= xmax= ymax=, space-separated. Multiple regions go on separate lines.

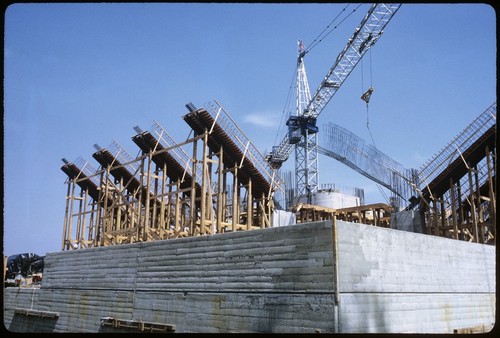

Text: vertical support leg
xmin=217 ymin=146 xmax=224 ymax=233
xmin=457 ymin=180 xmax=464 ymax=240
xmin=468 ymin=167 xmax=478 ymax=243
xmin=486 ymin=146 xmax=496 ymax=241
xmin=102 ymin=167 xmax=111 ymax=246
xmin=232 ymin=166 xmax=238 ymax=231
xmin=201 ymin=132 xmax=208 ymax=234
xmin=190 ymin=135 xmax=198 ymax=236
xmin=450 ymin=178 xmax=458 ymax=240
xmin=62 ymin=180 xmax=73 ymax=250
xmin=175 ymin=181 xmax=181 ymax=236
xmin=247 ymin=179 xmax=253 ymax=230
xmin=433 ymin=199 xmax=439 ymax=237
xmin=440 ymin=199 xmax=446 ymax=237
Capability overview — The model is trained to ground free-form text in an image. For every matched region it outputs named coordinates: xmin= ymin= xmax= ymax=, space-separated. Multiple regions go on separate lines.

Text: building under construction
xmin=3 ymin=99 xmax=496 ymax=333
xmin=55 ymin=99 xmax=496 ymax=249
xmin=3 ymin=3 xmax=496 ymax=333
xmin=58 ymin=100 xmax=284 ymax=249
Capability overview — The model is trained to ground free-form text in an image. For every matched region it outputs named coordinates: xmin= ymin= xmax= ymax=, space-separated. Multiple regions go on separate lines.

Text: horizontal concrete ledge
xmin=41 ymin=286 xmax=338 ymax=295
xmin=100 ymin=317 xmax=176 ymax=332
xmin=14 ymin=308 xmax=59 ymax=319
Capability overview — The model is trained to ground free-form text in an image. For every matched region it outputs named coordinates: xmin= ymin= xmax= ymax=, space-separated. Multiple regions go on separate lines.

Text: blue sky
xmin=3 ymin=3 xmax=496 ymax=257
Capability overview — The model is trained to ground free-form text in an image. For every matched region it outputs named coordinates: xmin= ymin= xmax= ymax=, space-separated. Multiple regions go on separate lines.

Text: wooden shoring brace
xmin=356 ymin=205 xmax=362 ymax=224
xmin=457 ymin=179 xmax=465 ymax=240
xmin=207 ymin=149 xmax=217 ymax=234
xmin=115 ymin=176 xmax=123 ymax=233
xmin=102 ymin=167 xmax=112 ymax=246
xmin=232 ymin=165 xmax=239 ymax=231
xmin=256 ymin=193 xmax=266 ymax=228
xmin=462 ymin=228 xmax=474 ymax=242
xmin=157 ymin=163 xmax=167 ymax=239
xmin=200 ymin=131 xmax=216 ymax=235
xmin=200 ymin=133 xmax=214 ymax=234
xmin=261 ymin=194 xmax=269 ymax=226
xmin=440 ymin=198 xmax=447 ymax=238
xmin=432 ymin=198 xmax=439 ymax=237
xmin=148 ymin=137 xmax=162 ymax=233
xmin=151 ymin=164 xmax=160 ymax=233
xmin=88 ymin=197 xmax=96 ymax=245
xmin=175 ymin=181 xmax=181 ymax=237
xmin=190 ymin=133 xmax=198 ymax=236
xmin=94 ymin=170 xmax=104 ymax=247
xmin=265 ymin=192 xmax=273 ymax=228
xmin=486 ymin=146 xmax=496 ymax=239
xmin=136 ymin=155 xmax=147 ymax=242
xmin=61 ymin=179 xmax=74 ymax=250
xmin=473 ymin=166 xmax=485 ymax=243
xmin=223 ymin=170 xmax=228 ymax=225
xmin=259 ymin=193 xmax=266 ymax=226
xmin=424 ymin=200 xmax=433 ymax=235
xmin=200 ymin=131 xmax=207 ymax=235
xmin=79 ymin=189 xmax=89 ymax=248
xmin=263 ymin=195 xmax=270 ymax=226
xmin=165 ymin=178 xmax=173 ymax=237
xmin=217 ymin=146 xmax=224 ymax=234
xmin=467 ymin=165 xmax=479 ymax=243
xmin=72 ymin=186 xmax=86 ymax=248
xmin=126 ymin=187 xmax=135 ymax=244
xmin=450 ymin=178 xmax=459 ymax=240
xmin=74 ymin=188 xmax=83 ymax=248
xmin=144 ymin=154 xmax=154 ymax=241
xmin=110 ymin=183 xmax=120 ymax=240
xmin=220 ymin=167 xmax=230 ymax=231
xmin=374 ymin=208 xmax=379 ymax=227
xmin=247 ymin=178 xmax=253 ymax=230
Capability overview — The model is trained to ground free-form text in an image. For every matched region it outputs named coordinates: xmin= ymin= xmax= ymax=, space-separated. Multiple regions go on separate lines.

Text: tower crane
xmin=266 ymin=3 xmax=401 ymax=202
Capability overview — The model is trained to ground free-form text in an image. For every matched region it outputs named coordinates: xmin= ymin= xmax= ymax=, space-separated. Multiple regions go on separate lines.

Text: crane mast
xmin=267 ymin=3 xmax=401 ymax=200
xmin=292 ymin=40 xmax=318 ymax=202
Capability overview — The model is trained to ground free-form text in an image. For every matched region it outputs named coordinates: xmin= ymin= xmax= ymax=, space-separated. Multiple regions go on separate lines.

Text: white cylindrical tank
xmin=296 ymin=188 xmax=362 ymax=209
xmin=312 ymin=190 xmax=360 ymax=209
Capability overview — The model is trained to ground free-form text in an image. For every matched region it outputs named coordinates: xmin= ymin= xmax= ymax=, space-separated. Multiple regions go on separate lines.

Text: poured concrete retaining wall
xmin=336 ymin=221 xmax=495 ymax=332
xmin=3 ymin=221 xmax=495 ymax=333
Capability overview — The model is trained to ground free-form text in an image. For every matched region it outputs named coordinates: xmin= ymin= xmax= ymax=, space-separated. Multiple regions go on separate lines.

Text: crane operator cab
xmin=286 ymin=115 xmax=319 ymax=144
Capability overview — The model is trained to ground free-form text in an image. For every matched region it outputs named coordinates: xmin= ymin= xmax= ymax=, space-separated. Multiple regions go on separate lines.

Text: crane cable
xmin=274 ymin=67 xmax=297 ymax=147
xmin=305 ymin=3 xmax=364 ymax=55
xmin=361 ymin=49 xmax=376 ymax=147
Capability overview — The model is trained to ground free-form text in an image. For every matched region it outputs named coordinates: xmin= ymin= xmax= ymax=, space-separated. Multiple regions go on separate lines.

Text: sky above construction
xmin=4 ymin=3 xmax=496 ymax=257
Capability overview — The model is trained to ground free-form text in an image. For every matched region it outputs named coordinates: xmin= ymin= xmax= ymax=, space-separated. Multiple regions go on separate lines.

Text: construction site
xmin=3 ymin=3 xmax=496 ymax=334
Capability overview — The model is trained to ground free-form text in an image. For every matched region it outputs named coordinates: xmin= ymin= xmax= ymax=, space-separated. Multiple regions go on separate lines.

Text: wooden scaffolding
xmin=292 ymin=203 xmax=393 ymax=227
xmin=60 ymin=100 xmax=284 ymax=250
xmin=416 ymin=103 xmax=496 ymax=244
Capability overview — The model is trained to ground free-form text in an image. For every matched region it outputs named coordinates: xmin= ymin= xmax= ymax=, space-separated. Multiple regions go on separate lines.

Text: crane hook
xmin=361 ymin=86 xmax=374 ymax=107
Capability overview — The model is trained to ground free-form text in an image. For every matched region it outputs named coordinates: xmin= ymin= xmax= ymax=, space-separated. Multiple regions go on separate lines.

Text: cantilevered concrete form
xmin=60 ymin=101 xmax=284 ymax=249
xmin=182 ymin=102 xmax=280 ymax=199
xmin=131 ymin=122 xmax=202 ymax=197
xmin=4 ymin=220 xmax=495 ymax=333
xmin=415 ymin=102 xmax=496 ymax=243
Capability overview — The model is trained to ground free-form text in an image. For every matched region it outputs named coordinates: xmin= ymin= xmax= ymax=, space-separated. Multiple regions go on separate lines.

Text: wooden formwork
xmin=419 ymin=143 xmax=496 ymax=244
xmin=413 ymin=104 xmax=496 ymax=245
xmin=60 ymin=103 xmax=282 ymax=250
xmin=292 ymin=203 xmax=392 ymax=227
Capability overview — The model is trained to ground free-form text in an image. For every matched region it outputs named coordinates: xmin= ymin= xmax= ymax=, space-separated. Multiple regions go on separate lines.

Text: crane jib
xmin=268 ymin=3 xmax=402 ymax=168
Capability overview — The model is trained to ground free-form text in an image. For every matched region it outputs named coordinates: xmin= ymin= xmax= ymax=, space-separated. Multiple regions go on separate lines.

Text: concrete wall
xmin=336 ymin=221 xmax=495 ymax=333
xmin=3 ymin=221 xmax=495 ymax=333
